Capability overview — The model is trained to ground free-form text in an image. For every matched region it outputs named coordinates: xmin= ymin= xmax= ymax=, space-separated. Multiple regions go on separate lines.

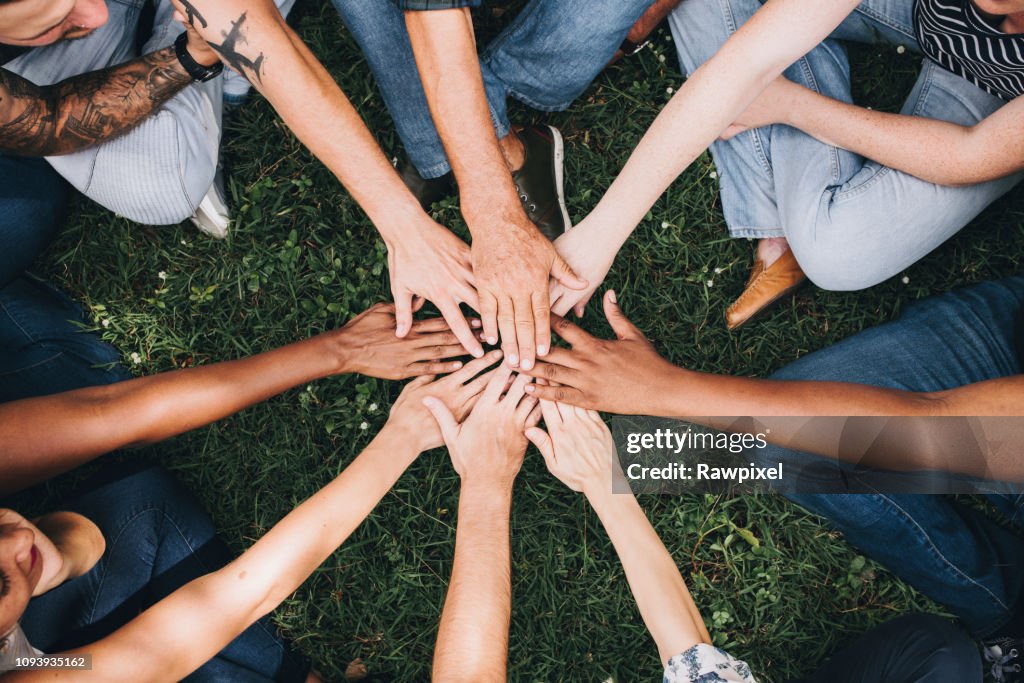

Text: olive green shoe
xmin=511 ymin=125 xmax=570 ymax=241
xmin=398 ymin=159 xmax=456 ymax=212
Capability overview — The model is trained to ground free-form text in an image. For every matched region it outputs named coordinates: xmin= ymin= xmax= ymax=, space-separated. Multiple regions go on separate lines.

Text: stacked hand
xmin=526 ymin=403 xmax=618 ymax=496
xmin=471 ymin=219 xmax=588 ymax=372
xmin=520 ymin=290 xmax=680 ymax=415
xmin=328 ymin=301 xmax=481 ymax=380
xmin=386 ymin=217 xmax=483 ymax=358
xmin=422 ymin=361 xmax=541 ymax=488
xmin=385 ymin=350 xmax=506 ymax=452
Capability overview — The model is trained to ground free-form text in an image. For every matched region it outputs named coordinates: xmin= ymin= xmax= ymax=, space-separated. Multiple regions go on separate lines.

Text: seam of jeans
xmin=792 ymin=54 xmax=843 ymax=184
xmin=0 ymin=297 xmax=43 ymax=344
xmin=851 ymin=5 xmax=917 ymax=42
xmin=478 ymin=0 xmax=541 ymax=65
xmin=0 ymin=350 xmax=67 ymax=377
xmin=87 ymin=506 xmax=207 ymax=623
xmin=875 ymin=492 xmax=1012 ymax=619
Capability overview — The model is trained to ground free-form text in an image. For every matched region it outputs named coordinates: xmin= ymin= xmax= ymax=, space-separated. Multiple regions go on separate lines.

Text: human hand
xmin=471 ymin=217 xmax=587 ymax=371
xmin=329 ymin=302 xmax=478 ymax=380
xmin=172 ymin=6 xmax=220 ymax=67
xmin=422 ymin=362 xmax=541 ymax=488
xmin=386 ymin=218 xmax=484 ymax=359
xmin=385 ymin=350 xmax=505 ymax=452
xmin=719 ymin=76 xmax=796 ymax=141
xmin=525 ymin=403 xmax=617 ymax=496
xmin=520 ymin=290 xmax=681 ymax=415
xmin=549 ymin=219 xmax=615 ymax=318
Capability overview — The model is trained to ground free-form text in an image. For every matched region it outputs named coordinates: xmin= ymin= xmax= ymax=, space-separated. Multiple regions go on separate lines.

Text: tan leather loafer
xmin=725 ymin=249 xmax=806 ymax=330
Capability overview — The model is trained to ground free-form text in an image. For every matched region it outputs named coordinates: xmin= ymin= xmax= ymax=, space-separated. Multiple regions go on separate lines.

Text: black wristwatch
xmin=174 ymin=31 xmax=223 ymax=82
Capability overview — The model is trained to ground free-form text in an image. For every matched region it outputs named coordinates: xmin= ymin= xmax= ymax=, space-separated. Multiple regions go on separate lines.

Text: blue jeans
xmin=669 ymin=0 xmax=1022 ymax=291
xmin=0 ymin=155 xmax=130 ymax=403
xmin=794 ymin=614 xmax=981 ymax=683
xmin=760 ymin=275 xmax=1024 ymax=637
xmin=332 ymin=0 xmax=652 ymax=178
xmin=19 ymin=464 xmax=311 ymax=682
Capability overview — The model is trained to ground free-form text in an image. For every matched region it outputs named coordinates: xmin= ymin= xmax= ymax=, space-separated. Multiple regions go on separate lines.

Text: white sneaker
xmin=189 ymin=172 xmax=230 ymax=239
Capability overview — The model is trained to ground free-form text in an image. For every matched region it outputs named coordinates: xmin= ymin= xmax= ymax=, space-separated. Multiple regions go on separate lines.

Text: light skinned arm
xmin=526 ymin=405 xmax=710 ymax=663
xmin=404 ymin=7 xmax=587 ymax=372
xmin=0 ymin=304 xmax=469 ymax=495
xmin=522 ymin=291 xmax=1024 ymax=480
xmin=4 ymin=362 xmax=504 ymax=683
xmin=425 ymin=364 xmax=541 ymax=682
xmin=549 ymin=0 xmax=861 ymax=315
xmin=723 ymin=76 xmax=1024 ymax=186
xmin=171 ymin=0 xmax=483 ymax=356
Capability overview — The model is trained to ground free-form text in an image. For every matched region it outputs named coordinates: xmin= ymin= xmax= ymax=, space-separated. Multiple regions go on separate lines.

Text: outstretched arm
xmin=426 ymin=364 xmax=539 ymax=681
xmin=724 ymin=76 xmax=1024 ymax=186
xmin=171 ymin=0 xmax=484 ymax=356
xmin=0 ymin=305 xmax=467 ymax=495
xmin=521 ymin=291 xmax=1024 ymax=479
xmin=404 ymin=6 xmax=587 ymax=373
xmin=527 ymin=405 xmax=710 ymax=663
xmin=5 ymin=365 xmax=500 ymax=683
xmin=0 ymin=27 xmax=216 ymax=156
xmin=550 ymin=0 xmax=861 ymax=315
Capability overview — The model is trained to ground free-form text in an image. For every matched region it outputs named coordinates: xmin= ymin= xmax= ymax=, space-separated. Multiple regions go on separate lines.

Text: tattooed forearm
xmin=207 ymin=13 xmax=266 ymax=86
xmin=0 ymin=45 xmax=192 ymax=157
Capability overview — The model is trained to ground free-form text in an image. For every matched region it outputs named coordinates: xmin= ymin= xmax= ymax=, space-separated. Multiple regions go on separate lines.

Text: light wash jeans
xmin=669 ymin=0 xmax=1023 ymax=291
xmin=3 ymin=0 xmax=295 ymax=226
xmin=332 ymin=0 xmax=653 ymax=179
xmin=762 ymin=275 xmax=1024 ymax=637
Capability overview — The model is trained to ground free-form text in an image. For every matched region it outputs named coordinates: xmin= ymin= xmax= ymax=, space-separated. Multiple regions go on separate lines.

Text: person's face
xmin=0 ymin=0 xmax=108 ymax=47
xmin=0 ymin=511 xmax=44 ymax=638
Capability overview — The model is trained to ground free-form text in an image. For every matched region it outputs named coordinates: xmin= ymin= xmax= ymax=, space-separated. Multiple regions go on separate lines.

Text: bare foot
xmin=498 ymin=127 xmax=526 ymax=173
xmin=756 ymin=236 xmax=791 ymax=268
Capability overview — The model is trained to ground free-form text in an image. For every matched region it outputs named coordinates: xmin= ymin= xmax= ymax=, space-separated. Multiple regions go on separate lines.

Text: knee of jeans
xmin=789 ymin=235 xmax=886 ymax=292
xmin=889 ymin=614 xmax=981 ymax=679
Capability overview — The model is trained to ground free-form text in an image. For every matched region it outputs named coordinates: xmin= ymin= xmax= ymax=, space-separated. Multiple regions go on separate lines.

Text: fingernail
xmin=471 ymin=320 xmax=482 ymax=328
xmin=526 ymin=385 xmax=535 ymax=393
xmin=522 ymin=358 xmax=534 ymax=370
xmin=421 ymin=397 xmax=436 ymax=407
xmin=452 ymin=361 xmax=463 ymax=369
xmin=508 ymin=354 xmax=519 ymax=367
xmin=487 ymin=336 xmax=498 ymax=345
xmin=537 ymin=345 xmax=548 ymax=356
xmin=608 ymin=290 xmax=617 ymax=304
xmin=472 ymin=348 xmax=483 ymax=358
xmin=492 ymin=349 xmax=504 ymax=359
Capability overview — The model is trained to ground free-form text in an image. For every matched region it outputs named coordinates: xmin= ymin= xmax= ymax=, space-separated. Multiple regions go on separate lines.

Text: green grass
xmin=23 ymin=1 xmax=1024 ymax=681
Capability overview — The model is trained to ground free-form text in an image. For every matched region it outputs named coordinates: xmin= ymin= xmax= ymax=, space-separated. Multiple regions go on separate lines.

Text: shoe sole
xmin=546 ymin=125 xmax=571 ymax=233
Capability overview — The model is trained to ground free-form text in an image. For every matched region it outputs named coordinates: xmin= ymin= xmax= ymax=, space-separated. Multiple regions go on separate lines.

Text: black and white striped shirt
xmin=915 ymin=0 xmax=1024 ymax=100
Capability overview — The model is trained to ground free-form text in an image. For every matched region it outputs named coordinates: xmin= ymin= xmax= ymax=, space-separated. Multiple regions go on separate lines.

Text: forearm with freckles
xmin=404 ymin=8 xmax=526 ymax=230
xmin=782 ymin=84 xmax=1024 ymax=185
xmin=0 ymin=47 xmax=192 ymax=157
xmin=176 ymin=0 xmax=426 ymax=236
